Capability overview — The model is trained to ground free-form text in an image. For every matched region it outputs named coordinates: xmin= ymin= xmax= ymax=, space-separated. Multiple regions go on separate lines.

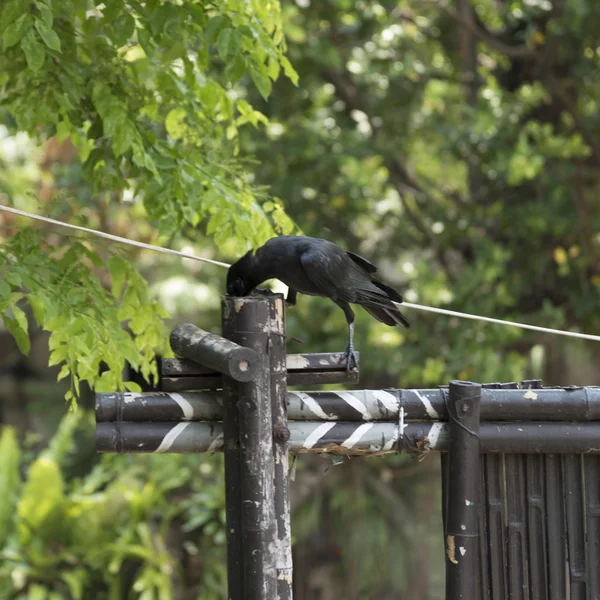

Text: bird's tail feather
xmin=363 ymin=303 xmax=410 ymax=329
xmin=372 ymin=279 xmax=403 ymax=303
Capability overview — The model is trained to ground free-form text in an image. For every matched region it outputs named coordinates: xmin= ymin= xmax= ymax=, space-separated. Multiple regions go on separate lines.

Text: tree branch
xmin=544 ymin=73 xmax=600 ymax=166
xmin=434 ymin=2 xmax=536 ymax=59
xmin=321 ymin=67 xmax=456 ymax=282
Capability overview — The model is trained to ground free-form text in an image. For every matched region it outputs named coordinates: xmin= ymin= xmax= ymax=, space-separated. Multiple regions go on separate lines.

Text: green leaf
xmin=108 ymin=256 xmax=128 ymax=298
xmin=250 ymin=63 xmax=272 ymax=100
xmin=3 ymin=13 xmax=32 ymax=49
xmin=28 ymin=293 xmax=46 ymax=324
xmin=0 ymin=427 xmax=20 ymax=546
xmin=225 ymin=53 xmax=246 ymax=84
xmin=113 ymin=122 xmax=135 ymax=155
xmin=124 ymin=380 xmax=142 ymax=392
xmin=0 ymin=0 xmax=23 ymax=32
xmin=111 ymin=12 xmax=135 ymax=47
xmin=4 ymin=316 xmax=30 ymax=355
xmin=280 ymin=56 xmax=299 ymax=85
xmin=217 ymin=28 xmax=233 ymax=61
xmin=57 ymin=364 xmax=70 ymax=382
xmin=34 ymin=18 xmax=61 ymax=52
xmin=204 ymin=15 xmax=225 ymax=46
xmin=5 ymin=270 xmax=21 ymax=287
xmin=18 ymin=455 xmax=64 ymax=544
xmin=36 ymin=1 xmax=53 ymax=27
xmin=12 ymin=304 xmax=28 ymax=334
xmin=267 ymin=57 xmax=280 ymax=80
xmin=21 ymin=30 xmax=46 ymax=72
xmin=0 ymin=279 xmax=10 ymax=297
xmin=165 ymin=107 xmax=187 ymax=140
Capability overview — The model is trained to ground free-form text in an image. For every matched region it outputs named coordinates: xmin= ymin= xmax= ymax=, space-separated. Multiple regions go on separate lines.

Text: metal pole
xmin=222 ymin=296 xmax=278 ymax=600
xmin=269 ymin=295 xmax=293 ymax=599
xmin=96 ymin=387 xmax=600 ymax=422
xmin=445 ymin=380 xmax=482 ymax=600
xmin=95 ymin=421 xmax=600 ymax=455
xmin=170 ymin=322 xmax=259 ymax=381
xmin=221 ymin=301 xmax=244 ymax=600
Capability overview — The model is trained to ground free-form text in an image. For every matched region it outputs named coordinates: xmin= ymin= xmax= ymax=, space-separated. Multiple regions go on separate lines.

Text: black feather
xmin=226 ymin=235 xmax=410 ymax=331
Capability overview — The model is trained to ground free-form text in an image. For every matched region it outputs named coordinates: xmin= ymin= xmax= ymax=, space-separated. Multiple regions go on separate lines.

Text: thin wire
xmin=401 ymin=302 xmax=600 ymax=342
xmin=0 ymin=205 xmax=230 ymax=268
xmin=3 ymin=204 xmax=600 ymax=343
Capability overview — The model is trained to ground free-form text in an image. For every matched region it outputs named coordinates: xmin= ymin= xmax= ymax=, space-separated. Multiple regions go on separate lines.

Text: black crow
xmin=226 ymin=236 xmax=410 ymax=371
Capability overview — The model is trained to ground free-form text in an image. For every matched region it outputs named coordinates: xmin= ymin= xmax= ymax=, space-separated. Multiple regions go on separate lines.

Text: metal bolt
xmin=274 ymin=425 xmax=290 ymax=443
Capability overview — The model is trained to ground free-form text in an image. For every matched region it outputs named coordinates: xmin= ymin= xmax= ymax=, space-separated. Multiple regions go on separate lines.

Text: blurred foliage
xmin=0 ymin=415 xmax=227 ymax=600
xmin=0 ymin=0 xmax=297 ymax=400
xmin=240 ymin=0 xmax=600 ymax=389
xmin=2 ymin=0 xmax=600 ymax=598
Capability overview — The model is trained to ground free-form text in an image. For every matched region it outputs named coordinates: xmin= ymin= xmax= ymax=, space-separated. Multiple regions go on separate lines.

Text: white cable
xmin=400 ymin=302 xmax=600 ymax=342
xmin=2 ymin=204 xmax=600 ymax=343
xmin=0 ymin=205 xmax=230 ymax=268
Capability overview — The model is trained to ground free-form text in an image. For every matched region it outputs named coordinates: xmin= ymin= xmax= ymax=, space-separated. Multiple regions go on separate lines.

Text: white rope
xmin=0 ymin=205 xmax=229 ymax=267
xmin=401 ymin=302 xmax=600 ymax=342
xmin=3 ymin=204 xmax=599 ymax=343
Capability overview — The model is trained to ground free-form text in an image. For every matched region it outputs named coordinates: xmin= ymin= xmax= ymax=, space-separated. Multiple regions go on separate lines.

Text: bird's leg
xmin=286 ymin=288 xmax=297 ymax=307
xmin=334 ymin=300 xmax=357 ymax=373
xmin=345 ymin=321 xmax=358 ymax=373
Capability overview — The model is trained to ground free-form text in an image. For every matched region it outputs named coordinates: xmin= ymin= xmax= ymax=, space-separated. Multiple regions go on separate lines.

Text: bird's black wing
xmin=345 ymin=251 xmax=377 ymax=274
xmin=299 ymin=244 xmax=387 ymax=304
xmin=299 ymin=246 xmax=356 ymax=302
xmin=300 ymin=244 xmax=411 ymax=328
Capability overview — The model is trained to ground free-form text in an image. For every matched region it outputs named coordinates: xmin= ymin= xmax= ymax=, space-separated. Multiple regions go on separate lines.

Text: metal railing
xmin=95 ymin=294 xmax=600 ymax=600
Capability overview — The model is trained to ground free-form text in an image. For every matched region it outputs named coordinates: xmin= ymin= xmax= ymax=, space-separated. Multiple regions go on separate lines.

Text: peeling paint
xmin=286 ymin=355 xmax=310 ymax=369
xmin=447 ymin=535 xmax=458 ymax=564
xmin=414 ymin=390 xmax=440 ymax=419
xmin=399 ymin=406 xmax=407 ymax=435
xmin=427 ymin=422 xmax=444 ymax=449
xmin=372 ymin=389 xmax=400 ymax=413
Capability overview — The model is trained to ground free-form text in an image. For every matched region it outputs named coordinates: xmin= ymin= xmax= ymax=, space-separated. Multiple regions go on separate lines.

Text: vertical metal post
xmin=445 ymin=380 xmax=482 ymax=600
xmin=269 ymin=294 xmax=293 ymax=599
xmin=221 ymin=300 xmax=244 ymax=600
xmin=222 ymin=296 xmax=278 ymax=600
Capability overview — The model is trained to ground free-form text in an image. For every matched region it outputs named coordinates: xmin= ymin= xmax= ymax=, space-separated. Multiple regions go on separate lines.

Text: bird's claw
xmin=344 ymin=345 xmax=358 ymax=374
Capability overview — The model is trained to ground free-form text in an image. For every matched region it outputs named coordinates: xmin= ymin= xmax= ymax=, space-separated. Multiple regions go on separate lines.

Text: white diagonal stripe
xmin=371 ymin=389 xmax=399 ymax=414
xmin=169 ymin=392 xmax=195 ymax=420
xmin=414 ymin=390 xmax=440 ymax=419
xmin=383 ymin=425 xmax=400 ymax=451
xmin=303 ymin=422 xmax=336 ymax=449
xmin=336 ymin=391 xmax=372 ymax=421
xmin=154 ymin=422 xmax=190 ymax=453
xmin=427 ymin=423 xmax=444 ymax=449
xmin=342 ymin=423 xmax=374 ymax=449
xmin=207 ymin=433 xmax=224 ymax=454
xmin=295 ymin=392 xmax=336 ymax=420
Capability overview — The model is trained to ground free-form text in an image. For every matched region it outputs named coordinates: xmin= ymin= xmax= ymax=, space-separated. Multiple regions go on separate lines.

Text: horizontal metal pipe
xmin=170 ymin=323 xmax=259 ymax=382
xmin=96 ymin=421 xmax=600 ymax=455
xmin=160 ymin=353 xmax=360 ymax=391
xmin=96 ymin=387 xmax=600 ymax=423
